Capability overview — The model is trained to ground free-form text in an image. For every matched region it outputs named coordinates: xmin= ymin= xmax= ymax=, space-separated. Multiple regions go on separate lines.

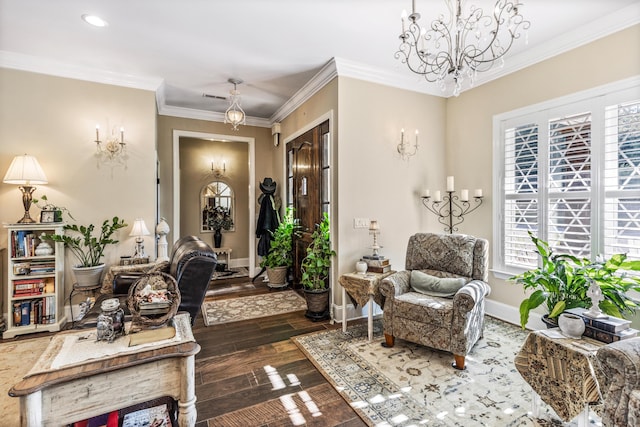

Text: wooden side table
xmin=338 ymin=271 xmax=394 ymax=341
xmin=514 ymin=330 xmax=605 ymax=426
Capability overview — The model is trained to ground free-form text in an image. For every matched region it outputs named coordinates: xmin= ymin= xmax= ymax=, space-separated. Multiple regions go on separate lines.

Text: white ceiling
xmin=1 ymin=0 xmax=639 ymax=127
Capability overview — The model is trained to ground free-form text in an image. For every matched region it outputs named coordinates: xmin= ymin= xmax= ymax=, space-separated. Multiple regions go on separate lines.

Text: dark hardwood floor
xmin=192 ymin=276 xmax=366 ymax=427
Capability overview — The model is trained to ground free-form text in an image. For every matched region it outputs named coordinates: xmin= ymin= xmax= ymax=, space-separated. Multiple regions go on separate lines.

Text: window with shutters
xmin=493 ymin=79 xmax=640 ymax=276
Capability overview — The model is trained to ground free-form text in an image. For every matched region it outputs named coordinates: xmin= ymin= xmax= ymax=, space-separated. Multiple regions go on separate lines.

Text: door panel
xmin=287 ymin=121 xmax=329 ymax=287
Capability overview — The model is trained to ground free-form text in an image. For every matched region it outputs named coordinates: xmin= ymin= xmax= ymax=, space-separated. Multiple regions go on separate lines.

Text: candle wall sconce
xmin=210 ymin=160 xmax=226 ymax=178
xmin=397 ymin=128 xmax=418 ymax=160
xmin=94 ymin=124 xmax=127 ymax=168
xmin=420 ymin=176 xmax=483 ymax=234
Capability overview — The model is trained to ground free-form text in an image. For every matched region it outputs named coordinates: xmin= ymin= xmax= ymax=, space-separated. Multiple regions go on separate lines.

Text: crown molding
xmin=158 ymin=103 xmax=271 ymax=128
xmin=269 ymin=59 xmax=339 ymax=123
xmin=0 ymin=51 xmax=163 ymax=91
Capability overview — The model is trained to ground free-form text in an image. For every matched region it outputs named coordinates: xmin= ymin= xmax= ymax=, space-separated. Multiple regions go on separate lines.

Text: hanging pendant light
xmin=224 ymin=78 xmax=246 ymax=130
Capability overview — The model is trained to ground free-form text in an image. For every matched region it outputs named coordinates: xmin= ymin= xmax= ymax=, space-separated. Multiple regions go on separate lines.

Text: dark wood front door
xmin=287 ymin=120 xmax=330 ymax=286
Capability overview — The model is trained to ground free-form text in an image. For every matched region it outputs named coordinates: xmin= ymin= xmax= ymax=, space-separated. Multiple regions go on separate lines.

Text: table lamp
xmin=130 ymin=218 xmax=150 ymax=258
xmin=3 ymin=154 xmax=48 ymax=223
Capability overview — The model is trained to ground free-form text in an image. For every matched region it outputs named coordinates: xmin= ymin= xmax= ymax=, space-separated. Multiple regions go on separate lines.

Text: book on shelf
xmin=565 ymin=307 xmax=631 ymax=333
xmin=366 ymin=265 xmax=392 ymax=274
xmin=582 ymin=324 xmax=638 ymax=344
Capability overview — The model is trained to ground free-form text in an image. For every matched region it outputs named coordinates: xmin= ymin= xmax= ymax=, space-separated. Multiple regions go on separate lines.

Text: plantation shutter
xmin=504 ymin=122 xmax=539 ymax=268
xmin=547 ymin=112 xmax=592 ymax=258
xmin=603 ymin=100 xmax=640 ymax=258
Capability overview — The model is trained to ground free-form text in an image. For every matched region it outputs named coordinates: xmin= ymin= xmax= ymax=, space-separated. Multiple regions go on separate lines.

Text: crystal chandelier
xmin=224 ymin=78 xmax=246 ymax=130
xmin=395 ymin=0 xmax=530 ymax=96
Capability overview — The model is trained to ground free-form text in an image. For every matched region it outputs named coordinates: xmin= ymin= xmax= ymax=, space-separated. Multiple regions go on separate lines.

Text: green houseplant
xmin=510 ymin=231 xmax=640 ymax=329
xmin=49 ymin=217 xmax=127 ymax=288
xmin=300 ymin=213 xmax=336 ymax=320
xmin=260 ymin=207 xmax=299 ymax=288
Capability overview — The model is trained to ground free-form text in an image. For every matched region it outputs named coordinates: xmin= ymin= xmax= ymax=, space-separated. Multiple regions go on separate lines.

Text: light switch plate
xmin=353 ymin=218 xmax=370 ymax=229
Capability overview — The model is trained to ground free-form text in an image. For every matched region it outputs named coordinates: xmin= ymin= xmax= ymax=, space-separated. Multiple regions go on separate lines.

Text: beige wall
xmin=446 ymin=25 xmax=640 ymax=316
xmin=179 ymin=137 xmax=250 ymax=258
xmin=156 ymin=115 xmax=274 ymax=263
xmin=337 ymin=77 xmax=446 ymax=280
xmin=0 ymin=68 xmax=157 ymax=297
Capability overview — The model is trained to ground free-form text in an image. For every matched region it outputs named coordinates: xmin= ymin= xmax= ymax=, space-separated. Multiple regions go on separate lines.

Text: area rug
xmin=211 ymin=266 xmax=249 ymax=281
xmin=293 ymin=317 xmax=601 ymax=427
xmin=206 ymin=282 xmax=256 ymax=297
xmin=202 ymin=290 xmax=307 ymax=326
xmin=0 ymin=336 xmax=52 ymax=426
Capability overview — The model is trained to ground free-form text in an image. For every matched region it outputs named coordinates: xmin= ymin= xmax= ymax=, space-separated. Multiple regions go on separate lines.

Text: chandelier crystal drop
xmin=395 ymin=0 xmax=530 ymax=96
xmin=224 ymin=78 xmax=246 ymax=130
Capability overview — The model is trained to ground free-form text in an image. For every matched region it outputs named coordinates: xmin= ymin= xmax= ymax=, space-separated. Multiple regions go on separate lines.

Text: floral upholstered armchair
xmin=379 ymin=233 xmax=490 ymax=370
xmin=596 ymin=338 xmax=640 ymax=427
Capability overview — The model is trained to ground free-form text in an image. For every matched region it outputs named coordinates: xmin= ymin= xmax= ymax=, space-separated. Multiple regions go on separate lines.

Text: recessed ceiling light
xmin=81 ymin=14 xmax=108 ymax=27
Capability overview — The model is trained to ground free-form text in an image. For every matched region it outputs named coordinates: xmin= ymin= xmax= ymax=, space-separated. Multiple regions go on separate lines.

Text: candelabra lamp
xmin=421 ymin=177 xmax=483 ymax=234
xmin=3 ymin=154 xmax=48 ymax=223
xmin=369 ymin=220 xmax=382 ymax=257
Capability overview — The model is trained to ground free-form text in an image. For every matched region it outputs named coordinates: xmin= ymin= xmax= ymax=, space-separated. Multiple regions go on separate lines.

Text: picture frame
xmin=40 ymin=210 xmax=56 ymax=223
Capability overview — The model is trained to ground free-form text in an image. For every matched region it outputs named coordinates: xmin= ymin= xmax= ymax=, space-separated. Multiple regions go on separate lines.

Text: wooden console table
xmin=339 ymin=271 xmax=394 ymax=341
xmin=514 ymin=330 xmax=604 ymax=426
xmin=10 ymin=316 xmax=200 ymax=426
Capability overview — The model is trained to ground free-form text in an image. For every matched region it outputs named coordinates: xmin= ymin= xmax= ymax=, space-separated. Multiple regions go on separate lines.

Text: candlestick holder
xmin=421 ymin=191 xmax=483 ymax=234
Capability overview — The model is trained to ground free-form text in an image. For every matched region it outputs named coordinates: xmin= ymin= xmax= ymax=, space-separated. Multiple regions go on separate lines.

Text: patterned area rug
xmin=202 ymin=290 xmax=307 ymax=326
xmin=293 ymin=317 xmax=602 ymax=427
xmin=0 ymin=336 xmax=52 ymax=426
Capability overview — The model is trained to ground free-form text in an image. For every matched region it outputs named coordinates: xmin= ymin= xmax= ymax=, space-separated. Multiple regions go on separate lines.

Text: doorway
xmin=172 ymin=130 xmax=256 ymax=277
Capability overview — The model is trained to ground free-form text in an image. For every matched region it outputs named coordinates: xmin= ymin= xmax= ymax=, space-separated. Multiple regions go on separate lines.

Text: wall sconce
xmin=211 ymin=160 xmax=226 ymax=178
xmin=130 ymin=218 xmax=150 ymax=258
xmin=95 ymin=124 xmax=127 ymax=168
xmin=397 ymin=128 xmax=418 ymax=160
xmin=420 ymin=176 xmax=483 ymax=234
xmin=3 ymin=154 xmax=48 ymax=223
xmin=272 ymin=122 xmax=281 ymax=147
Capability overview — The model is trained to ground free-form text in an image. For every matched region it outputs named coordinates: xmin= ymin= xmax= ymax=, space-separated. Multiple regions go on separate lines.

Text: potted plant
xmin=510 ymin=231 xmax=640 ymax=329
xmin=49 ymin=217 xmax=127 ymax=288
xmin=260 ymin=207 xmax=298 ymax=288
xmin=206 ymin=206 xmax=233 ymax=248
xmin=300 ymin=213 xmax=336 ymax=320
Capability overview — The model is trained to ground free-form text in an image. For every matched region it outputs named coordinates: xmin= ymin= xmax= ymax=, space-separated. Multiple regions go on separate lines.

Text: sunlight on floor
xmin=264 ymin=364 xmax=323 ymax=425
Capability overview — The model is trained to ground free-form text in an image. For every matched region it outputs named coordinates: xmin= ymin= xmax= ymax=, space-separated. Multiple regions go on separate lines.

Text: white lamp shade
xmin=3 ymin=154 xmax=48 ymax=185
xmin=129 ymin=218 xmax=151 ymax=237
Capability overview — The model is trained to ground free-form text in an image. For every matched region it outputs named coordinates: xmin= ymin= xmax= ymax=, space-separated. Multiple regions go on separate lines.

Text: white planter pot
xmin=72 ymin=264 xmax=105 ymax=289
xmin=558 ymin=312 xmax=586 ymax=339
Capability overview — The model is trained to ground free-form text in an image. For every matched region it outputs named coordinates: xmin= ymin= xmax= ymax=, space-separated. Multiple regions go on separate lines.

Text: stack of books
xmin=361 ymin=255 xmax=391 ymax=274
xmin=565 ymin=308 xmax=638 ymax=343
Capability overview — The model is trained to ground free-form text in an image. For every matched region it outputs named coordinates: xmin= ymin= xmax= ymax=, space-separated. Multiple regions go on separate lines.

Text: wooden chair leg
xmin=452 ymin=354 xmax=466 ymax=370
xmin=382 ymin=333 xmax=395 ymax=348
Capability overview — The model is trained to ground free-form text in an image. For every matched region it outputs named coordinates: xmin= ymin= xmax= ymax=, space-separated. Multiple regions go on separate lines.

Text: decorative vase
xmin=303 ymin=288 xmax=330 ymax=321
xmin=355 ymin=261 xmax=368 ymax=275
xmin=558 ymin=312 xmax=586 ymax=339
xmin=214 ymin=229 xmax=222 ymax=248
xmin=35 ymin=233 xmax=54 ymax=256
xmin=72 ymin=264 xmax=105 ymax=289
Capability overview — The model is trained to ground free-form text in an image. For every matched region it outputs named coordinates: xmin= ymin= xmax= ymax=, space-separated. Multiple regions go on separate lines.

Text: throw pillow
xmin=410 ymin=270 xmax=466 ymax=298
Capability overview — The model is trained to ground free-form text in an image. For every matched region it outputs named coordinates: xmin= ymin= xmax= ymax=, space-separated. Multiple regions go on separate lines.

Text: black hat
xmin=259 ymin=177 xmax=277 ymax=194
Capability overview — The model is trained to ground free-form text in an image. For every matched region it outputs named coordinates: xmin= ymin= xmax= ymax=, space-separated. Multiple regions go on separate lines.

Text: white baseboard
xmin=485 ymin=298 xmax=545 ymax=331
xmin=332 ymin=301 xmax=383 ymax=324
xmin=229 ymin=257 xmax=248 ymax=269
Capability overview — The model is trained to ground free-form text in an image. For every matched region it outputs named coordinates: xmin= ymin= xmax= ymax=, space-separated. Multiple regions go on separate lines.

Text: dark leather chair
xmin=76 ymin=236 xmax=217 ymax=327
